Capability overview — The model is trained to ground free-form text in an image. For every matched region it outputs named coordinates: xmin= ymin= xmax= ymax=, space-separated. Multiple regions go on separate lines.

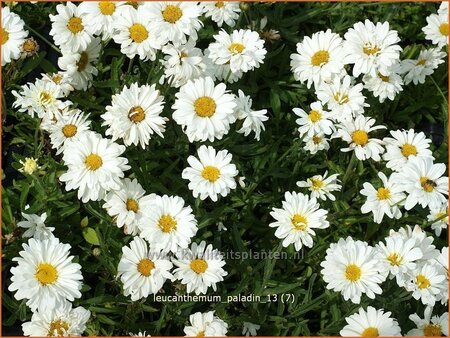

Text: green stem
xmin=430 ymin=75 xmax=448 ymax=107
xmin=341 ymin=152 xmax=357 ymax=191
xmin=34 ymin=119 xmax=41 ymax=157
xmin=25 ymin=25 xmax=60 ymax=54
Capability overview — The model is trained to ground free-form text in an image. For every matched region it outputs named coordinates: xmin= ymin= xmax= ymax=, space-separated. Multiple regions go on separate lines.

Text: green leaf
xmin=82 ymin=227 xmax=100 ymax=245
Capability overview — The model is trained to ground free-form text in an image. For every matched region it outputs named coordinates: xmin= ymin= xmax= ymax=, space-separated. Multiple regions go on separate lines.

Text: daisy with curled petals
xmin=207 ymin=29 xmax=267 ymax=73
xmin=203 ymin=2 xmax=241 ymax=28
xmin=394 ymin=156 xmax=448 ymax=210
xmin=113 ymin=6 xmax=162 ymax=61
xmin=405 ymin=262 xmax=447 ymax=306
xmin=383 ymin=129 xmax=434 ymax=172
xmin=143 ymin=2 xmax=203 ymax=46
xmin=19 ymin=157 xmax=40 ymax=176
xmin=172 ymin=77 xmax=237 ymax=142
xmin=78 ymin=1 xmax=124 ymax=40
xmin=408 ymin=306 xmax=448 ymax=336
xmin=427 ymin=204 xmax=448 ymax=237
xmin=360 ymin=172 xmax=405 ymax=223
xmin=344 ymin=19 xmax=402 ymax=77
xmin=172 ymin=241 xmax=227 ymax=295
xmin=315 ymin=75 xmax=367 ymax=122
xmin=340 ymin=306 xmax=402 ymax=337
xmin=269 ymin=191 xmax=329 ymax=251
xmin=234 ymin=89 xmax=269 ymax=141
xmin=293 ymin=101 xmax=334 ymax=137
xmin=335 ymin=115 xmax=386 ymax=161
xmin=59 ymin=132 xmax=130 ymax=203
xmin=2 ymin=6 xmax=28 ymax=66
xmin=320 ymin=236 xmax=386 ymax=304
xmin=290 ymin=29 xmax=348 ymax=89
xmin=118 ymin=237 xmax=173 ymax=301
xmin=17 ymin=209 xmax=55 ymax=240
xmin=362 ymin=67 xmax=403 ymax=103
xmin=303 ymin=133 xmax=330 ymax=154
xmin=49 ymin=2 xmax=94 ymax=53
xmin=8 ymin=238 xmax=83 ymax=311
xmin=138 ymin=194 xmax=198 ymax=254
xmin=183 ymin=311 xmax=228 ymax=337
xmin=423 ymin=13 xmax=449 ymax=48
xmin=22 ymin=301 xmax=90 ymax=337
xmin=296 ymin=171 xmax=341 ymax=201
xmin=102 ymin=83 xmax=166 ymax=148
xmin=400 ymin=47 xmax=446 ymax=85
xmin=103 ymin=178 xmax=154 ymax=236
xmin=182 ymin=145 xmax=238 ymax=202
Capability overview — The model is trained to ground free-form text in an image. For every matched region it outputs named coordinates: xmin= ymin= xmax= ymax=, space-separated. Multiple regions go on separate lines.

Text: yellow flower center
xmin=77 ymin=52 xmax=89 ymax=72
xmin=351 ymin=130 xmax=369 ymax=146
xmin=158 ymin=214 xmax=177 ymax=233
xmin=291 ymin=213 xmax=308 ymax=230
xmin=201 ymin=166 xmax=220 ymax=182
xmin=2 ymin=28 xmax=9 ymax=45
xmin=310 ymin=178 xmax=323 ymax=190
xmin=387 ymin=252 xmax=403 ymax=266
xmin=308 ymin=110 xmax=322 ymax=123
xmin=310 ymin=50 xmax=330 ymax=66
xmin=416 ymin=274 xmax=431 ymax=289
xmin=126 ymin=198 xmax=139 ymax=213
xmin=361 ymin=327 xmax=379 ymax=337
xmin=85 ymin=154 xmax=103 ymax=171
xmin=179 ymin=51 xmax=188 ymax=59
xmin=439 ymin=23 xmax=449 ymax=36
xmin=196 ymin=331 xmax=206 ymax=338
xmin=333 ymin=91 xmax=349 ymax=105
xmin=345 ymin=264 xmax=361 ymax=282
xmin=423 ymin=324 xmax=443 ymax=336
xmin=48 ymin=319 xmax=69 ymax=337
xmin=62 ymin=124 xmax=78 ymax=138
xmin=229 ymin=42 xmax=245 ymax=54
xmin=22 ymin=39 xmax=38 ymax=53
xmin=35 ymin=263 xmax=58 ymax=285
xmin=162 ymin=5 xmax=183 ymax=23
xmin=39 ymin=91 xmax=53 ymax=105
xmin=137 ymin=258 xmax=155 ymax=277
xmin=363 ymin=45 xmax=380 ymax=56
xmin=417 ymin=58 xmax=427 ymax=66
xmin=376 ymin=187 xmax=390 ymax=200
xmin=99 ymin=1 xmax=116 ymax=15
xmin=128 ymin=106 xmax=146 ymax=123
xmin=194 ymin=96 xmax=216 ymax=117
xmin=420 ymin=177 xmax=436 ymax=193
xmin=401 ymin=143 xmax=417 ymax=157
xmin=129 ymin=23 xmax=148 ymax=43
xmin=52 ymin=74 xmax=62 ymax=84
xmin=312 ymin=135 xmax=322 ymax=144
xmin=190 ymin=259 xmax=208 ymax=274
xmin=67 ymin=17 xmax=84 ymax=34
xmin=378 ymin=73 xmax=390 ymax=82
xmin=215 ymin=1 xmax=224 ymax=7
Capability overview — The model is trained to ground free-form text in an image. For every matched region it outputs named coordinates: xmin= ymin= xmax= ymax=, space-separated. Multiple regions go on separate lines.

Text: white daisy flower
xmin=183 ymin=311 xmax=228 ymax=337
xmin=41 ymin=72 xmax=74 ymax=97
xmin=320 ymin=236 xmax=386 ymax=304
xmin=58 ymin=37 xmax=101 ymax=91
xmin=360 ymin=172 xmax=405 ymax=223
xmin=242 ymin=322 xmax=260 ymax=337
xmin=303 ymin=133 xmax=330 ymax=154
xmin=18 ymin=157 xmax=40 ymax=175
xmin=208 ymin=29 xmax=267 ymax=73
xmin=118 ymin=237 xmax=173 ymax=301
xmin=407 ymin=306 xmax=449 ymax=336
xmin=172 ymin=77 xmax=237 ymax=142
xmin=427 ymin=204 xmax=448 ymax=237
xmin=59 ymin=131 xmax=130 ymax=203
xmin=315 ymin=75 xmax=367 ymax=122
xmin=335 ymin=115 xmax=386 ymax=161
xmin=423 ymin=13 xmax=449 ymax=47
xmin=2 ymin=6 xmax=28 ymax=66
xmin=203 ymin=2 xmax=240 ymax=27
xmin=113 ymin=5 xmax=162 ymax=61
xmin=103 ymin=178 xmax=154 ymax=236
xmin=393 ymin=156 xmax=448 ymax=210
xmin=182 ymin=145 xmax=238 ymax=202
xmin=143 ymin=2 xmax=203 ymax=45
xmin=138 ymin=194 xmax=198 ymax=254
xmin=400 ymin=47 xmax=447 ymax=85
xmin=8 ymin=238 xmax=83 ymax=311
xmin=290 ymin=29 xmax=348 ymax=89
xmin=22 ymin=301 xmax=90 ymax=337
xmin=383 ymin=129 xmax=434 ymax=172
xmin=47 ymin=108 xmax=91 ymax=155
xmin=296 ymin=171 xmax=341 ymax=201
xmin=17 ymin=208 xmax=54 ymax=240
xmin=172 ymin=241 xmax=227 ymax=295
xmin=102 ymin=83 xmax=167 ymax=148
xmin=344 ymin=19 xmax=402 ymax=77
xmin=234 ymin=89 xmax=269 ymax=141
xmin=49 ymin=2 xmax=95 ymax=53
xmin=293 ymin=101 xmax=334 ymax=137
xmin=405 ymin=262 xmax=447 ymax=306
xmin=340 ymin=306 xmax=402 ymax=337
xmin=78 ymin=1 xmax=124 ymax=40
xmin=363 ymin=67 xmax=403 ymax=103
xmin=269 ymin=191 xmax=329 ymax=251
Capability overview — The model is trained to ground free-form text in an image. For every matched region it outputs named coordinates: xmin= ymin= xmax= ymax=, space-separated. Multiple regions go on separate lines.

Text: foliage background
xmin=1 ymin=1 xmax=448 ymax=336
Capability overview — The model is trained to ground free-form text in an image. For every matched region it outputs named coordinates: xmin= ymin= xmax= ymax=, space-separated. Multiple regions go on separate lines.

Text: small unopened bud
xmin=239 ymin=2 xmax=250 ymax=11
xmin=21 ymin=37 xmax=40 ymax=59
xmin=92 ymin=247 xmax=101 ymax=256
